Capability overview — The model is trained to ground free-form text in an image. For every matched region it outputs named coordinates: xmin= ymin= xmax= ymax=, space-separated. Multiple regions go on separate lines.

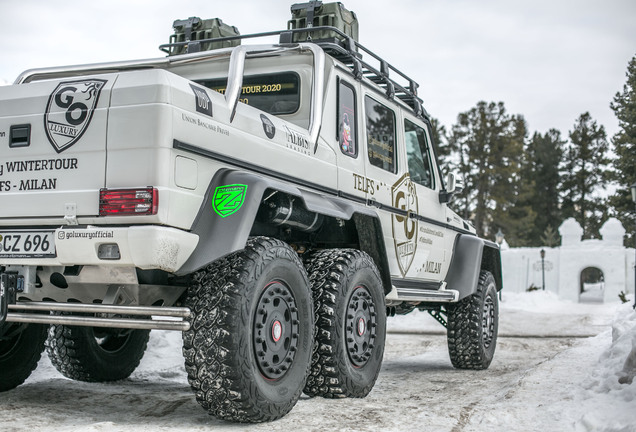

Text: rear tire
xmin=303 ymin=249 xmax=386 ymax=398
xmin=447 ymin=270 xmax=499 ymax=369
xmin=0 ymin=323 xmax=47 ymax=391
xmin=182 ymin=237 xmax=314 ymax=423
xmin=46 ymin=324 xmax=150 ymax=382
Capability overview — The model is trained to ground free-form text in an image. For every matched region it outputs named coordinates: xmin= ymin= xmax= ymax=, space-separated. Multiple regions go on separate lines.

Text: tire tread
xmin=446 ymin=270 xmax=498 ymax=370
xmin=303 ymin=248 xmax=385 ymax=398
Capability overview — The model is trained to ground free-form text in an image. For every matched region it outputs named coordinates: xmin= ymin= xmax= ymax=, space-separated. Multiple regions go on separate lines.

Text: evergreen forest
xmin=434 ymin=54 xmax=636 ymax=248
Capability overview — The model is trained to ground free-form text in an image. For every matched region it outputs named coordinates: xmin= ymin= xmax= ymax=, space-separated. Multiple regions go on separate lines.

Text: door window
xmin=404 ymin=119 xmax=434 ymax=189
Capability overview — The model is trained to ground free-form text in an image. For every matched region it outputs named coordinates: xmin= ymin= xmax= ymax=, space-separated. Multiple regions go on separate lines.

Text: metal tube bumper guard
xmin=2 ymin=226 xmax=199 ymax=273
xmin=4 ymin=302 xmax=191 ymax=331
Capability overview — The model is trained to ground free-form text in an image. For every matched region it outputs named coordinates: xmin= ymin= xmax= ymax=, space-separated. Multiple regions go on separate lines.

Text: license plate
xmin=0 ymin=231 xmax=56 ymax=258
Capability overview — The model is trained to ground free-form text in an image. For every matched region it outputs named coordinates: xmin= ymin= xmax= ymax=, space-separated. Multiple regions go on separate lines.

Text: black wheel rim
xmin=346 ymin=285 xmax=377 ymax=368
xmin=482 ymin=294 xmax=495 ymax=349
xmin=92 ymin=328 xmax=132 ymax=354
xmin=253 ymin=280 xmax=299 ymax=380
xmin=0 ymin=326 xmax=22 ymax=359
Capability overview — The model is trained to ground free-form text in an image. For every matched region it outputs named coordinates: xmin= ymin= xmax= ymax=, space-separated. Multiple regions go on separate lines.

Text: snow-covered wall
xmin=500 ymin=218 xmax=636 ymax=303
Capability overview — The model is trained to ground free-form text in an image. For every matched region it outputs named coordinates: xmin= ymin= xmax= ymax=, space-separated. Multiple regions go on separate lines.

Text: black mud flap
xmin=0 ymin=272 xmax=20 ymax=326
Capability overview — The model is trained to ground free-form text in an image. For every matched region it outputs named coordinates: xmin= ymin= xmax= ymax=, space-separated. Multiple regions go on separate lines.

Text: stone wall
xmin=500 ymin=218 xmax=635 ymax=303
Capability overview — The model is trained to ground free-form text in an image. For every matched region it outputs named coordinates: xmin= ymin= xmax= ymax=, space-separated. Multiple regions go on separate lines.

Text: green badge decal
xmin=212 ymin=184 xmax=247 ymax=217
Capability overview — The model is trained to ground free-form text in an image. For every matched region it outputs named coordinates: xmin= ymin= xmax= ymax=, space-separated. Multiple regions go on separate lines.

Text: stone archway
xmin=501 ymin=218 xmax=634 ymax=302
xmin=579 ymin=266 xmax=605 ymax=303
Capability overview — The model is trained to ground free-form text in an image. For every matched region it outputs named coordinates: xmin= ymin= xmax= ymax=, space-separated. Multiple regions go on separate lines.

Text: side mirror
xmin=451 ymin=172 xmax=464 ymax=195
xmin=440 ymin=172 xmax=463 ymax=203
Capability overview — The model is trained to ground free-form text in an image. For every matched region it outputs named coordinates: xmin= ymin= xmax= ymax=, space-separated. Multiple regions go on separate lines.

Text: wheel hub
xmin=346 ymin=286 xmax=376 ymax=367
xmin=482 ymin=295 xmax=495 ymax=349
xmin=272 ymin=320 xmax=283 ymax=342
xmin=357 ymin=317 xmax=366 ymax=336
xmin=253 ymin=281 xmax=299 ymax=380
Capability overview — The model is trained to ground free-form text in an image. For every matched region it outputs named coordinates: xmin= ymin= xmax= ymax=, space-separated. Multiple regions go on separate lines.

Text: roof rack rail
xmin=158 ymin=26 xmax=428 ymax=119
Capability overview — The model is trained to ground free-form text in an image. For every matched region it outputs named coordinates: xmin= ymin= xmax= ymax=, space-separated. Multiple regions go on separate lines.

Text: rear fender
xmin=176 ymin=169 xmax=382 ymax=276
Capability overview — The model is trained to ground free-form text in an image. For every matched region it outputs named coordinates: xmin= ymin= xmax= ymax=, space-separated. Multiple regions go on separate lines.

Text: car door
xmin=361 ymin=94 xmax=408 ymax=278
xmin=401 ymin=116 xmax=451 ymax=282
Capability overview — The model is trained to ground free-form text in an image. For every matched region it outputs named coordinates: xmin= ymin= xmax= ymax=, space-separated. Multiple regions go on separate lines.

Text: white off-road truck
xmin=0 ymin=2 xmax=502 ymax=423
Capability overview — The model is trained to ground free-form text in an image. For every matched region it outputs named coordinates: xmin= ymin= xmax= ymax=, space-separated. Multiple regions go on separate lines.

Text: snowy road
xmin=1 ymin=292 xmax=634 ymax=432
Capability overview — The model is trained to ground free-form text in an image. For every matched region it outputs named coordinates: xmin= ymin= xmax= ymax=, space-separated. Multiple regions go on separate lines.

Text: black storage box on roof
xmin=288 ymin=1 xmax=358 ymax=45
xmin=168 ymin=17 xmax=240 ymax=56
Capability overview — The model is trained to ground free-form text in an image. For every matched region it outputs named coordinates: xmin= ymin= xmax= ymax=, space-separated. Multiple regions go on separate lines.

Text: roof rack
xmin=158 ymin=26 xmax=428 ymax=120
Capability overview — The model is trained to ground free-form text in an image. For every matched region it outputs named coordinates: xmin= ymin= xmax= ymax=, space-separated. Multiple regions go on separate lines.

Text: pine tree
xmin=526 ymin=129 xmax=565 ymax=245
xmin=490 ymin=116 xmax=536 ymax=246
xmin=561 ymin=112 xmax=610 ymax=239
xmin=446 ymin=118 xmax=471 ymax=220
xmin=429 ymin=117 xmax=451 ymax=168
xmin=608 ymin=54 xmax=636 ymax=247
xmin=448 ymin=101 xmax=535 ymax=244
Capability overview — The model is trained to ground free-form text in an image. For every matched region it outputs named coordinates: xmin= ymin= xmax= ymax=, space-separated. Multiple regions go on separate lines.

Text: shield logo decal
xmin=212 ymin=184 xmax=248 ymax=217
xmin=391 ymin=173 xmax=419 ymax=277
xmin=44 ymin=79 xmax=107 ymax=153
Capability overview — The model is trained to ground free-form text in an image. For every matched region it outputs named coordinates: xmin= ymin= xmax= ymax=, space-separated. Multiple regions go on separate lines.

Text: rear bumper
xmin=0 ymin=225 xmax=199 ymax=273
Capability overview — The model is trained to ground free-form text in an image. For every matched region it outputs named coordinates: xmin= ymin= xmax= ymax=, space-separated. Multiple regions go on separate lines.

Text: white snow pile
xmin=576 ymin=304 xmax=636 ymax=432
xmin=501 ymin=289 xmax=572 ymax=312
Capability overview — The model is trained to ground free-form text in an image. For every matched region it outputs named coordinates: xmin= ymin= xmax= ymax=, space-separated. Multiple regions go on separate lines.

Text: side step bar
xmin=394 ymin=287 xmax=458 ymax=302
xmin=5 ymin=302 xmax=191 ymax=332
xmin=392 ymin=279 xmax=459 ymax=302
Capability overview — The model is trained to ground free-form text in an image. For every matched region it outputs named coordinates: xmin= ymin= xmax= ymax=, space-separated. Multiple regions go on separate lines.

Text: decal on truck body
xmin=212 ymin=184 xmax=247 ymax=217
xmin=391 ymin=173 xmax=418 ymax=277
xmin=260 ymin=114 xmax=276 ymax=139
xmin=44 ymin=79 xmax=107 ymax=153
xmin=189 ymin=84 xmax=213 ymax=117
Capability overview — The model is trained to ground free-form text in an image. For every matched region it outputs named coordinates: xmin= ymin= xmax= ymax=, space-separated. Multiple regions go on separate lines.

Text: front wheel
xmin=447 ymin=270 xmax=499 ymax=369
xmin=182 ymin=237 xmax=314 ymax=423
xmin=303 ymin=249 xmax=386 ymax=398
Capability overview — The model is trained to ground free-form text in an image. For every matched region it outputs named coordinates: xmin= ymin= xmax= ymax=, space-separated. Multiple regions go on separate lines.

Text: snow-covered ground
xmin=1 ymin=291 xmax=634 ymax=431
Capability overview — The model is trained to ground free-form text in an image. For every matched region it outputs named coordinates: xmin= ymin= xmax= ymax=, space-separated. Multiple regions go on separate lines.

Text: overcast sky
xmin=1 ymin=0 xmax=634 ymax=138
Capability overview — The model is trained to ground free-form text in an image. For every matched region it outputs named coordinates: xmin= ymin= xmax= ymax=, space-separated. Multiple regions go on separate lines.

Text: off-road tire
xmin=182 ymin=236 xmax=314 ymax=423
xmin=447 ymin=270 xmax=498 ymax=369
xmin=0 ymin=323 xmax=47 ymax=391
xmin=46 ymin=323 xmax=150 ymax=382
xmin=303 ymin=249 xmax=386 ymax=398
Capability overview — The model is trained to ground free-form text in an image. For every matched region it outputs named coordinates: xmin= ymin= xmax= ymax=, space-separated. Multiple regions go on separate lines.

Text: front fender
xmin=445 ymin=235 xmax=502 ymax=300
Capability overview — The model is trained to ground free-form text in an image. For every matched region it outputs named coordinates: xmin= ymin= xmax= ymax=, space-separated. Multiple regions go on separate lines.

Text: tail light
xmin=99 ymin=188 xmax=158 ymax=216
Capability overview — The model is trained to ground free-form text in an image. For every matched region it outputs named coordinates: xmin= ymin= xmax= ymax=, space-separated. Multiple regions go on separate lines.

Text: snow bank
xmin=576 ymin=304 xmax=636 ymax=432
xmin=500 ymin=290 xmax=573 ymax=313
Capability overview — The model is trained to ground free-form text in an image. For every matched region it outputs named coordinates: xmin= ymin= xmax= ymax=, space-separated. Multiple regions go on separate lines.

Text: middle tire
xmin=182 ymin=236 xmax=314 ymax=423
xmin=303 ymin=249 xmax=386 ymax=398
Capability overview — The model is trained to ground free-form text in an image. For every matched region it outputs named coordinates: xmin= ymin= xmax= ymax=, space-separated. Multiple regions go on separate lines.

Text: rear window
xmin=197 ymin=72 xmax=300 ymax=115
